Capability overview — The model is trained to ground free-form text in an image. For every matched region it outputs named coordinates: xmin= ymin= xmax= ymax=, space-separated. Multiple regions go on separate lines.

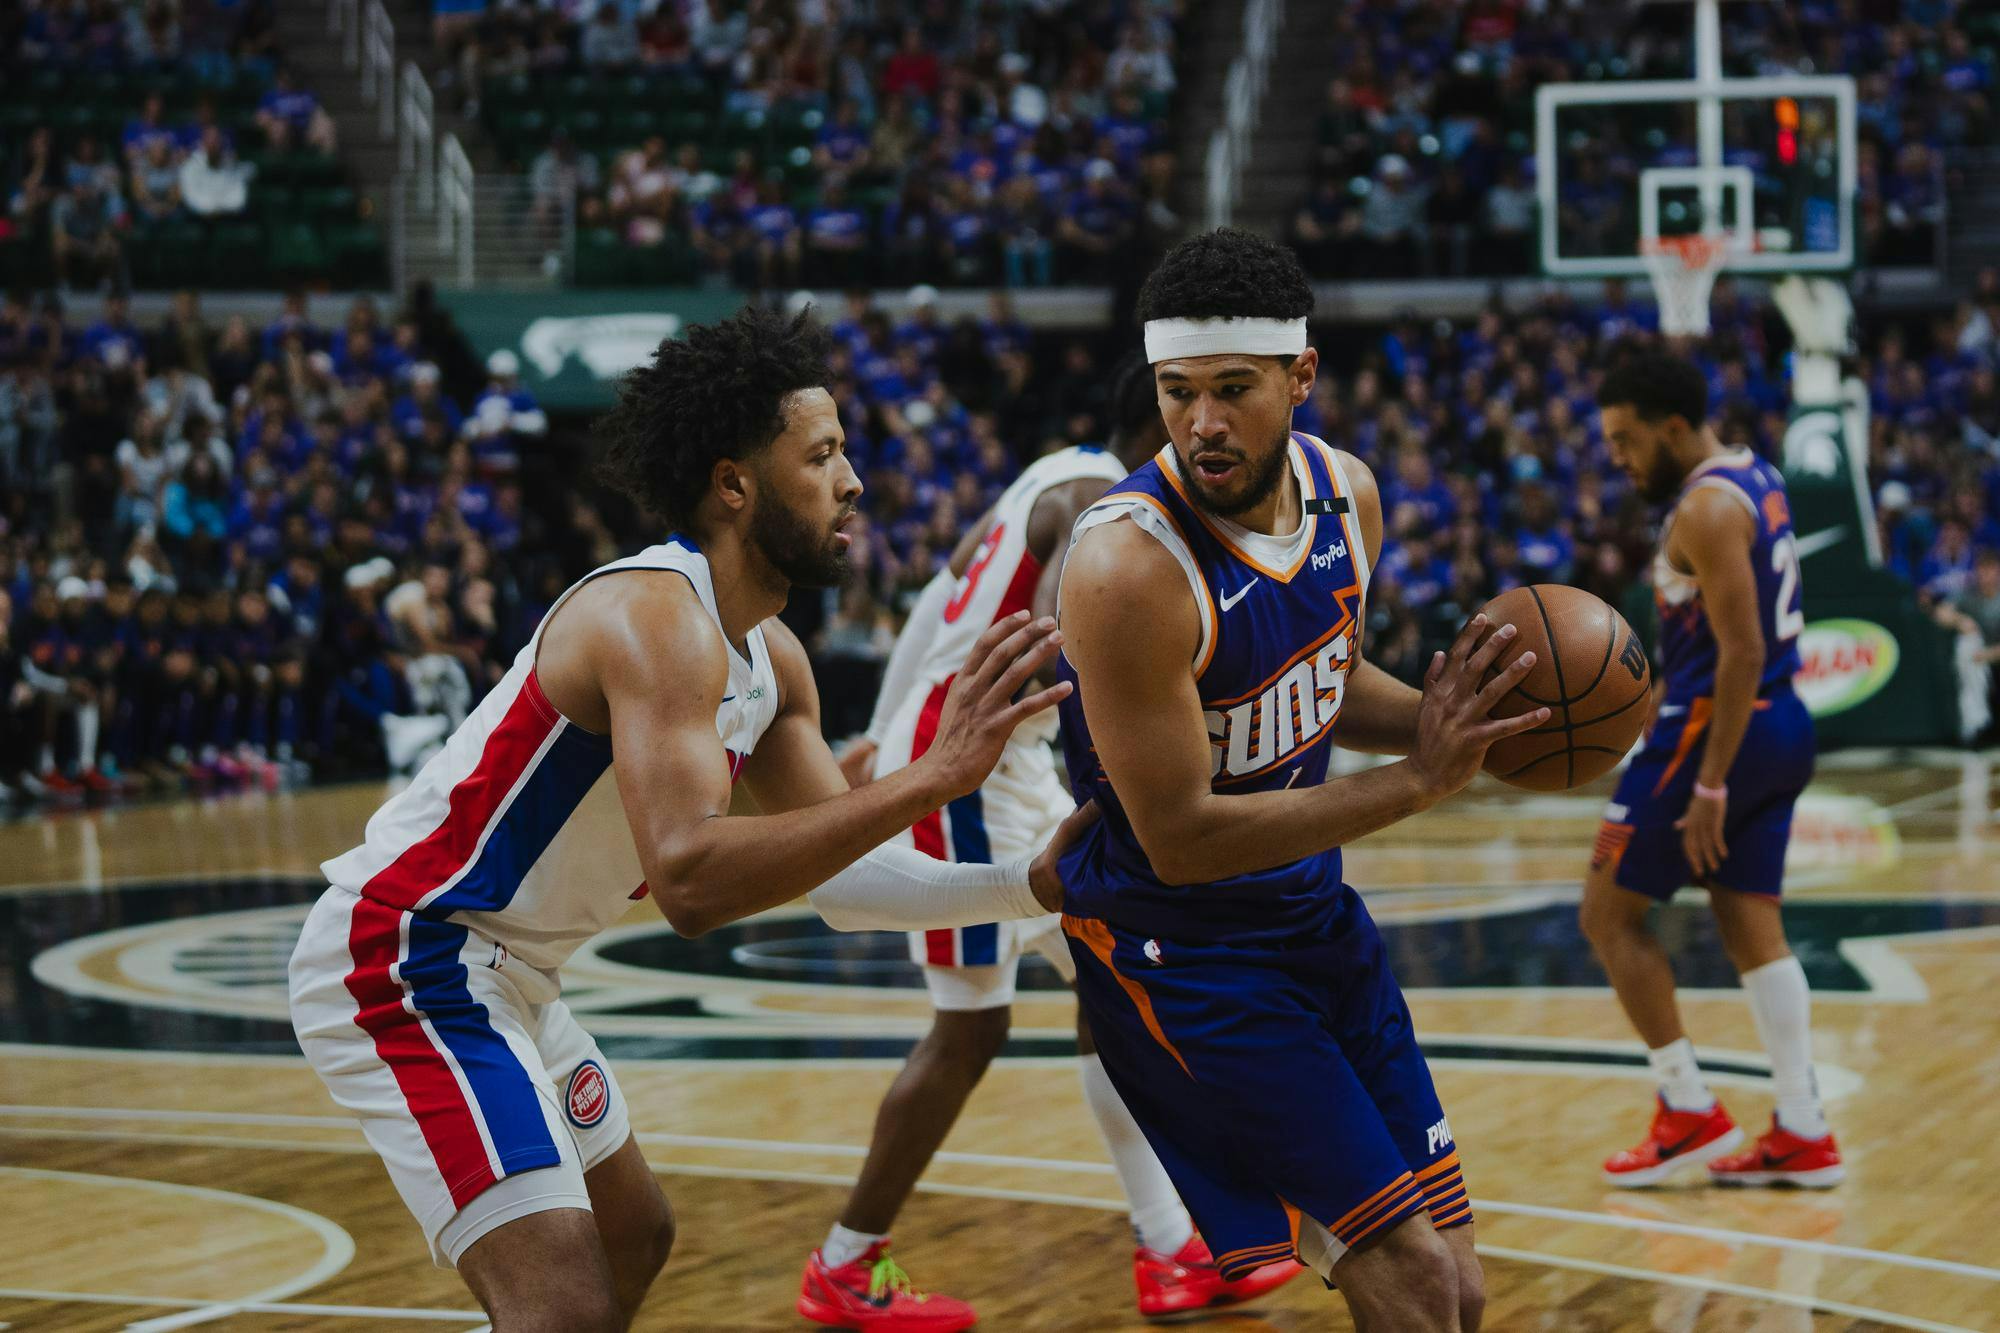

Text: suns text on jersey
xmin=1203 ymin=622 xmax=1354 ymax=781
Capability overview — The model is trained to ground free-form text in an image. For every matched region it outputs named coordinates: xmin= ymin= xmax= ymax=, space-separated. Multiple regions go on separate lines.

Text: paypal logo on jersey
xmin=1310 ymin=539 xmax=1349 ymax=573
xmin=1202 ymin=628 xmax=1354 ymax=780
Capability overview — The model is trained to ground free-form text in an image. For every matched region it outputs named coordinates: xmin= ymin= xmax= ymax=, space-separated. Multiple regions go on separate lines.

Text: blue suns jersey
xmin=1653 ymin=450 xmax=1805 ymax=705
xmin=1056 ymin=433 xmax=1372 ymax=947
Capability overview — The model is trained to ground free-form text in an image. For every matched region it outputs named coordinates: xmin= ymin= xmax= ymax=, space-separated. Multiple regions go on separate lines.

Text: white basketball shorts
xmin=289 ymin=887 xmax=630 ymax=1266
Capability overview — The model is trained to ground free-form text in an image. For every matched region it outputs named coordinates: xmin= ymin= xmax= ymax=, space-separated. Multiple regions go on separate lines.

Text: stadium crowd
xmin=1 ymin=1 xmax=383 ymax=294
xmin=1290 ymin=0 xmax=1980 ymax=278
xmin=0 ymin=282 xmax=572 ymax=805
xmin=449 ymin=0 xmax=1183 ymax=288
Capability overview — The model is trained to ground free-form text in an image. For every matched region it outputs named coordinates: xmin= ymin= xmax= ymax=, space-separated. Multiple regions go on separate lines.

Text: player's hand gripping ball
xmin=1475 ymin=585 xmax=1651 ymax=792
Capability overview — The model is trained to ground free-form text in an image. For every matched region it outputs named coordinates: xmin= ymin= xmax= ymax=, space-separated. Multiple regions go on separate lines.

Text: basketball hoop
xmin=1640 ymin=234 xmax=1739 ymax=338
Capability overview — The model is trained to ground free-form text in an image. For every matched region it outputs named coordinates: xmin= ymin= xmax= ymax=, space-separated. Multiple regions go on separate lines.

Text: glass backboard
xmin=1535 ymin=76 xmax=1857 ymax=277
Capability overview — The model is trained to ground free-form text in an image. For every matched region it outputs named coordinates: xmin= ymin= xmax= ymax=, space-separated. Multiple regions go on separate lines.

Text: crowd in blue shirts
xmin=0 ymin=285 xmax=573 ymax=806
xmin=495 ymin=0 xmax=1181 ymax=288
xmin=1291 ymin=0 xmax=1984 ymax=279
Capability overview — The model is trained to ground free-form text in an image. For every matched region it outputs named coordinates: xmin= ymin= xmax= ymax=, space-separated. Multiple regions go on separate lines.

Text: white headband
xmin=1144 ymin=316 xmax=1308 ymax=363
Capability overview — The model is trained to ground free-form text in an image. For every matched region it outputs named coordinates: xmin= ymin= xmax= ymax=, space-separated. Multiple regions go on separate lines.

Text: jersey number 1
xmin=1772 ymin=534 xmax=1805 ymax=642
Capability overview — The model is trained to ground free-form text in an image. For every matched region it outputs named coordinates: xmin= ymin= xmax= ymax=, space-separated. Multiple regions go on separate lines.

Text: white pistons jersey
xmin=871 ymin=445 xmax=1124 ymax=971
xmin=317 ymin=534 xmax=779 ymax=1002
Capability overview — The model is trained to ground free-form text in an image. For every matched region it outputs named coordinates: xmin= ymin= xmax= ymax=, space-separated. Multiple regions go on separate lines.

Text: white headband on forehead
xmin=1144 ymin=316 xmax=1307 ymax=364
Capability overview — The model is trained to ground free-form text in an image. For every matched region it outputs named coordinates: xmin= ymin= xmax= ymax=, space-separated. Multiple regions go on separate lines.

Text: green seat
xmin=770 ymin=103 xmax=823 ymax=150
xmin=270 ymin=220 xmax=330 ymax=279
xmin=557 ymin=107 xmax=605 ymax=144
xmin=301 ymin=185 xmax=358 ymax=220
xmin=287 ymin=153 xmax=345 ymax=188
xmin=325 ymin=222 xmax=387 ymax=287
xmin=206 ymin=220 xmax=267 ymax=287
xmin=152 ymin=218 xmax=209 ymax=287
xmin=252 ymin=184 xmax=297 ymax=220
xmin=719 ymin=108 xmax=768 ymax=152
xmin=663 ymin=110 xmax=711 ymax=144
xmin=573 ymin=228 xmax=628 ymax=287
xmin=662 ymin=74 xmax=711 ymax=110
xmin=609 ymin=107 xmax=661 ymax=147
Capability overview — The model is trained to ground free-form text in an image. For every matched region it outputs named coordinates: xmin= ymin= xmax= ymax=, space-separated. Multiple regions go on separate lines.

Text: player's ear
xmin=1289 ymin=347 xmax=1318 ymax=407
xmin=711 ymin=455 xmax=752 ymax=517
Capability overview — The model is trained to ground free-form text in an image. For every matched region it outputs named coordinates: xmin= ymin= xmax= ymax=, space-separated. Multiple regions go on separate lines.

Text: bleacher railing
xmin=400 ymin=61 xmax=436 ymax=211
xmin=441 ymin=135 xmax=475 ymax=286
xmin=1205 ymin=0 xmax=1285 ymax=229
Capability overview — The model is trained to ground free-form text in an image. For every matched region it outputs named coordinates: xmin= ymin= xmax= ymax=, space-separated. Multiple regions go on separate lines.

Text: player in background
xmin=1586 ymin=350 xmax=1841 ymax=1188
xmin=1055 ymin=229 xmax=1552 ymax=1332
xmin=800 ymin=357 xmax=1300 ymax=1331
xmin=289 ymin=305 xmax=1089 ymax=1333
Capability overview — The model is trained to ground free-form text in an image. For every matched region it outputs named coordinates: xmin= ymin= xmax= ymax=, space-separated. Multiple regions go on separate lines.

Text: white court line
xmin=0 ymin=1288 xmax=481 ymax=1322
xmin=0 ymin=1166 xmax=354 ymax=1330
xmin=1475 ymin=1245 xmax=1981 ymax=1333
xmin=8 ymin=1124 xmax=1989 ymax=1329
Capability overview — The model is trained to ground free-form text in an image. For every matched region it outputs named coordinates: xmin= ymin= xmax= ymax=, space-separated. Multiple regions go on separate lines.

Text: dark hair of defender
xmin=1597 ymin=349 xmax=1709 ymax=430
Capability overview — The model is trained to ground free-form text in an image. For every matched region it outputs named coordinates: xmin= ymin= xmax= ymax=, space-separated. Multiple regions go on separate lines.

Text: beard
xmin=1640 ymin=450 xmax=1685 ymax=504
xmin=750 ymin=492 xmax=852 ymax=589
xmin=1176 ymin=431 xmax=1294 ymax=519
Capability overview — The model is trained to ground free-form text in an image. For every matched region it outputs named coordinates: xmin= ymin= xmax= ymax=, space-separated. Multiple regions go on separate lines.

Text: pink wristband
xmin=1693 ymin=781 xmax=1728 ymax=801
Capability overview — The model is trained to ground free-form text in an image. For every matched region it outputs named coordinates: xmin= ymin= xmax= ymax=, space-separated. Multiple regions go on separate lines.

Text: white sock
xmin=76 ymin=703 xmax=99 ymax=770
xmin=821 ymin=1222 xmax=886 ymax=1269
xmin=1741 ymin=955 xmax=1829 ymax=1140
xmin=1647 ymin=1037 xmax=1716 ymax=1113
xmin=1079 ymin=1053 xmax=1192 ymax=1255
xmin=38 ymin=742 xmax=54 ymax=772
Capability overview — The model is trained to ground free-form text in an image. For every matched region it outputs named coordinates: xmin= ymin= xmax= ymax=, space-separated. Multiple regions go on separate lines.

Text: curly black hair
xmin=596 ymin=304 xmax=833 ymax=530
xmin=1598 ymin=348 xmax=1708 ymax=428
xmin=1135 ymin=228 xmax=1315 ymax=327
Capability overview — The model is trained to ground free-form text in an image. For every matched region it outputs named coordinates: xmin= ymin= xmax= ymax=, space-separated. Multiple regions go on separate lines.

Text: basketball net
xmin=1640 ymin=234 xmax=1736 ymax=338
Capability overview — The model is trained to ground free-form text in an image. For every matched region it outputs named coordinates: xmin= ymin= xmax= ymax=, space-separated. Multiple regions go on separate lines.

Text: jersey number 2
xmin=1772 ymin=534 xmax=1805 ymax=642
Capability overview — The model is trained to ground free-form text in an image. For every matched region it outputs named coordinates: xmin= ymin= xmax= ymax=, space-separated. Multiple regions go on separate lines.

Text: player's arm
xmin=1672 ymin=488 xmax=1764 ymax=877
xmin=1025 ymin=477 xmax=1116 ymax=677
xmin=1320 ymin=449 xmax=1424 ymax=754
xmin=1059 ymin=523 xmax=1546 ymax=885
xmin=596 ymin=577 xmax=1065 ymax=936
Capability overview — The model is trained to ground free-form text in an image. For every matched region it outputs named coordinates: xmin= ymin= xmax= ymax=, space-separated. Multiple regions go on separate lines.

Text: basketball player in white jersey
xmin=797 ymin=358 xmax=1300 ymax=1330
xmin=288 ymin=306 xmax=1090 ymax=1333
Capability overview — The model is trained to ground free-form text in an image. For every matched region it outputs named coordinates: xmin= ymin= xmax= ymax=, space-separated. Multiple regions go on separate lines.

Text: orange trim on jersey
xmin=1214 ymin=1240 xmax=1296 ymax=1268
xmin=1329 ymin=1171 xmax=1419 ymax=1239
xmin=1651 ymin=697 xmax=1713 ymax=796
xmin=1204 ymin=608 xmax=1359 ymax=707
xmin=1338 ymin=1180 xmax=1426 ymax=1247
xmin=1062 ymin=914 xmax=1192 ymax=1078
xmin=1281 ymin=1197 xmax=1303 ymax=1253
xmin=1302 ymin=434 xmax=1364 ymax=574
xmin=1154 ymin=440 xmax=1321 ymax=583
xmin=1095 ymin=490 xmax=1221 ymax=681
xmin=1592 ymin=820 xmax=1635 ymax=872
xmin=1413 ymin=1150 xmax=1461 ymax=1184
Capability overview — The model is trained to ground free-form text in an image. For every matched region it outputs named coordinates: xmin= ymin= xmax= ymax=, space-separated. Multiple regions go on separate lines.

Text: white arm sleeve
xmin=807 ymin=843 xmax=1043 ymax=932
xmin=863 ymin=568 xmax=955 ymax=745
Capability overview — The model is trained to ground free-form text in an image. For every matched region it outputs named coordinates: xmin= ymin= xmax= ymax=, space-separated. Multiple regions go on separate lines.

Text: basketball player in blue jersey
xmin=288 ymin=305 xmax=1093 ymax=1333
xmin=1586 ymin=351 xmax=1842 ymax=1188
xmin=1054 ymin=229 xmax=1552 ymax=1332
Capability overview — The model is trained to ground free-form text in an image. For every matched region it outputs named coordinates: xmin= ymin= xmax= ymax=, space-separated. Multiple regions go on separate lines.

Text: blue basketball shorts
xmin=1597 ymin=684 xmax=1815 ymax=900
xmin=1063 ymin=897 xmax=1468 ymax=1282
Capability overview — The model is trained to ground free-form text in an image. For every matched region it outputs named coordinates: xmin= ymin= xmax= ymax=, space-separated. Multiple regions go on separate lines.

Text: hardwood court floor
xmin=1 ymin=750 xmax=1997 ymax=1331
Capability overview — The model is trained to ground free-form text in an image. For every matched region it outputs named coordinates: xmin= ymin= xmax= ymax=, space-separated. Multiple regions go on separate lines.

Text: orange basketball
xmin=1475 ymin=584 xmax=1652 ymax=792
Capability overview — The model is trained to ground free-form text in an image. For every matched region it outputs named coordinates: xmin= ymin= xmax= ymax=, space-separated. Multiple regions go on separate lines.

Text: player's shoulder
xmin=568 ymin=564 xmax=725 ymax=676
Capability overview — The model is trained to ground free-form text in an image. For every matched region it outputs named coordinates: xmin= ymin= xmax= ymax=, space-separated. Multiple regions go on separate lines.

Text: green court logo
xmin=1794 ymin=619 xmax=1900 ymax=716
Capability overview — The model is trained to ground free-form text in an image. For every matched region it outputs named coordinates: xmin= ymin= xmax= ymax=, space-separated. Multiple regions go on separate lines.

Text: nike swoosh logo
xmin=1762 ymin=1148 xmax=1811 ymax=1168
xmin=1658 ymin=1129 xmax=1703 ymax=1158
xmin=1794 ymin=527 xmax=1846 ymax=559
xmin=1220 ymin=579 xmax=1259 ymax=612
xmin=721 ymin=695 xmax=736 ymax=704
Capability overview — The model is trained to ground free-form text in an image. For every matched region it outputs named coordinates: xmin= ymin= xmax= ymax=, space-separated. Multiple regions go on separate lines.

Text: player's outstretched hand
xmin=923 ymin=611 xmax=1073 ymax=801
xmin=1410 ymin=614 xmax=1552 ymax=801
xmin=1030 ymin=800 xmax=1099 ymax=912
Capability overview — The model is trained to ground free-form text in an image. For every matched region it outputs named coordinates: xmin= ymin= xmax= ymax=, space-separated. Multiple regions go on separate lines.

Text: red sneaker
xmin=798 ymin=1241 xmax=977 ymax=1332
xmin=1135 ymin=1234 xmax=1305 ymax=1317
xmin=1604 ymin=1096 xmax=1743 ymax=1187
xmin=1708 ymin=1119 xmax=1844 ymax=1188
